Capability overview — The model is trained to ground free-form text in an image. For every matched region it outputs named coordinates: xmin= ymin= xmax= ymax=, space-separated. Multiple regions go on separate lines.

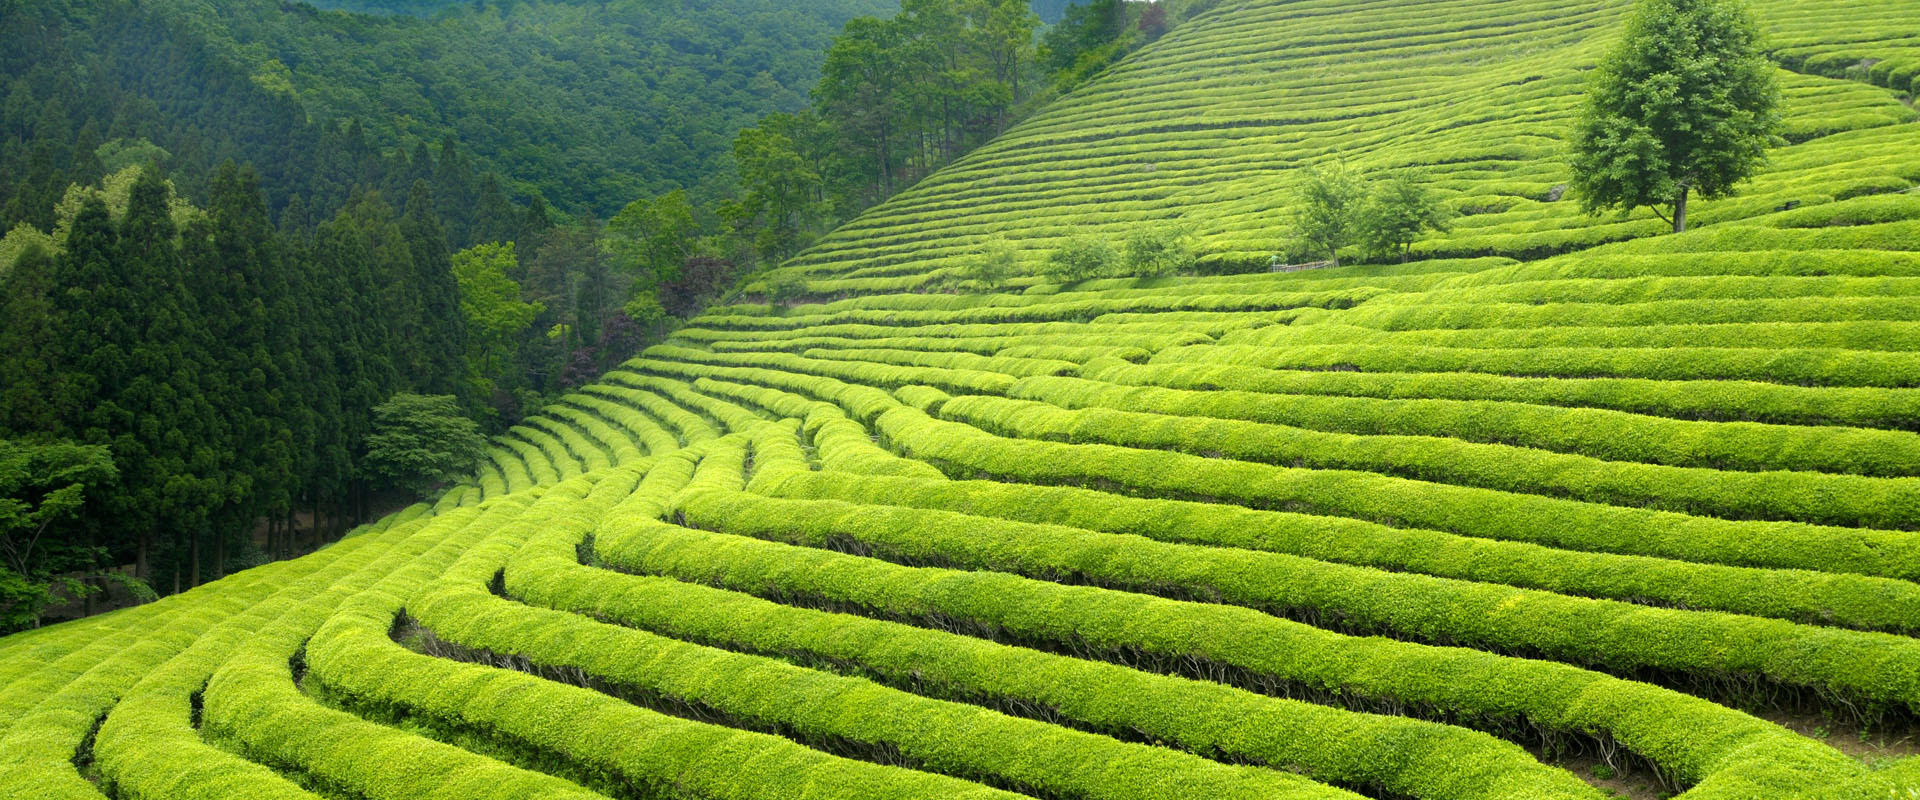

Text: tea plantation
xmin=5 ymin=0 xmax=1920 ymax=798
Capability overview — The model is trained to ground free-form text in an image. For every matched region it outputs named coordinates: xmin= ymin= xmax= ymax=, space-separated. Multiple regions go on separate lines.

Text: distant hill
xmin=0 ymin=0 xmax=894 ymax=217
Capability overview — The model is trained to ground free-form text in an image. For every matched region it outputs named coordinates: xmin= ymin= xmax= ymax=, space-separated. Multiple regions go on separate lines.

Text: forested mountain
xmin=0 ymin=0 xmax=893 ymax=221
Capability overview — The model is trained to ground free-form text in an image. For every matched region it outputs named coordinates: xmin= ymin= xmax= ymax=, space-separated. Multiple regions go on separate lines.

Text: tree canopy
xmin=0 ymin=439 xmax=123 ymax=632
xmin=1568 ymin=0 xmax=1782 ymax=232
xmin=359 ymin=394 xmax=487 ymax=497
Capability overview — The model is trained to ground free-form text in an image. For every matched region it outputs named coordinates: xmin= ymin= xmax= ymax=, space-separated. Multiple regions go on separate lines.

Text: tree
xmin=451 ymin=242 xmax=543 ymax=403
xmin=1122 ymin=225 xmax=1195 ymax=277
xmin=360 ymin=394 xmax=486 ymax=497
xmin=606 ymin=189 xmax=699 ymax=292
xmin=401 ymin=181 xmax=469 ymax=397
xmin=1043 ymin=235 xmax=1116 ymax=284
xmin=729 ymin=122 xmax=825 ymax=262
xmin=1360 ymin=175 xmax=1452 ymax=262
xmin=816 ymin=16 xmax=910 ymax=201
xmin=1568 ymin=0 xmax=1781 ymax=233
xmin=0 ymin=439 xmax=133 ymax=632
xmin=1288 ymin=162 xmax=1368 ymax=266
xmin=966 ymin=234 xmax=1017 ymax=288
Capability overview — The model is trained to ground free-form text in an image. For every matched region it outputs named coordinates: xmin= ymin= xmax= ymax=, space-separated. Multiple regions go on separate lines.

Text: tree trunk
xmin=1672 ymin=184 xmax=1690 ymax=233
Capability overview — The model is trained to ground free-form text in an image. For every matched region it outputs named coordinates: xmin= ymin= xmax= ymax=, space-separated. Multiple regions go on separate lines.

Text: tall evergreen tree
xmin=0 ymin=244 xmax=62 ymax=435
xmin=113 ymin=169 xmax=220 ymax=590
xmin=471 ymin=172 xmax=516 ymax=246
xmin=401 ymin=180 xmax=468 ymax=398
xmin=433 ymin=135 xmax=478 ymax=249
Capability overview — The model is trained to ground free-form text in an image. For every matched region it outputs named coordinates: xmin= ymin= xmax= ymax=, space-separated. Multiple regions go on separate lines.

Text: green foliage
xmin=1289 ymin=162 xmax=1368 ymax=266
xmin=1569 ymin=0 xmax=1783 ymax=232
xmin=1121 ymin=224 xmax=1196 ymax=277
xmin=359 ymin=394 xmax=486 ymax=496
xmin=762 ymin=270 xmax=812 ymax=304
xmin=605 ymin=190 xmax=699 ymax=291
xmin=728 ymin=121 xmax=825 ymax=263
xmin=1043 ymin=234 xmax=1117 ymax=283
xmin=0 ymin=439 xmax=119 ymax=632
xmin=93 ymin=138 xmax=169 ymax=175
xmin=1360 ymin=175 xmax=1453 ymax=263
xmin=966 ymin=235 xmax=1019 ymax=287
xmin=725 ymin=0 xmax=1042 ymax=261
xmin=451 ymin=242 xmax=542 ymax=401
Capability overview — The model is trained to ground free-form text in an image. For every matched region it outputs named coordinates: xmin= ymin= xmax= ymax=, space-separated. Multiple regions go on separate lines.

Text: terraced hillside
xmin=5 ymin=1 xmax=1920 ymax=799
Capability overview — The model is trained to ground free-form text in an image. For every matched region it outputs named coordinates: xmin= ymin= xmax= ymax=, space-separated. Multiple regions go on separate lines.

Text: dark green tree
xmin=471 ymin=172 xmax=517 ymax=246
xmin=1288 ymin=162 xmax=1367 ymax=266
xmin=360 ymin=393 xmax=486 ymax=497
xmin=1568 ymin=0 xmax=1781 ymax=232
xmin=401 ymin=181 xmax=469 ymax=397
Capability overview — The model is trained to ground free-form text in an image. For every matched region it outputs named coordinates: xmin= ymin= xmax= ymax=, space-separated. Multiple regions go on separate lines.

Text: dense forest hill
xmin=5 ymin=0 xmax=1920 ymax=798
xmin=0 ymin=0 xmax=892 ymax=220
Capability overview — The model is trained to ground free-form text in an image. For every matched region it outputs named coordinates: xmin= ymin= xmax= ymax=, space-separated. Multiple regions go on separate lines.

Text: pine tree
xmin=113 ymin=168 xmax=219 ymax=589
xmin=0 ymin=244 xmax=62 ymax=434
xmin=401 ymin=180 xmax=468 ymax=398
xmin=433 ymin=135 xmax=478 ymax=248
xmin=471 ymin=172 xmax=516 ymax=246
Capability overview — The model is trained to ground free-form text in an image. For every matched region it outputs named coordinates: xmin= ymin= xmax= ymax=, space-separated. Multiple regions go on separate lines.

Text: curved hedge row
xmin=1152 ymin=342 xmax=1920 ymax=389
xmin=677 ymin=489 xmax=1920 ymax=718
xmin=506 ymin=484 xmax=1597 ymax=800
xmin=1225 ymin=319 xmax=1920 ymax=353
xmin=422 ymin=543 xmax=1358 ymax=800
xmin=0 ymin=570 xmax=293 ymax=799
xmin=759 ymin=470 xmax=1920 ymax=633
xmin=94 ymin=511 xmax=448 ymax=800
xmin=603 ymin=493 xmax=1869 ymax=800
xmin=309 ymin=470 xmax=1051 ymax=800
xmin=1084 ymin=359 xmax=1920 ymax=431
xmin=866 ymin=400 xmax=1920 ymax=580
xmin=935 ymin=391 xmax=1920 ymax=528
xmin=801 ymin=347 xmax=1079 ymax=379
xmin=1030 ymin=372 xmax=1920 ymax=477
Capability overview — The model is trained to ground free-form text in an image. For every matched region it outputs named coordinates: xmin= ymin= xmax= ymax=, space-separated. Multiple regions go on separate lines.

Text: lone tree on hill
xmin=1289 ymin=162 xmax=1367 ymax=266
xmin=1569 ymin=0 xmax=1781 ymax=233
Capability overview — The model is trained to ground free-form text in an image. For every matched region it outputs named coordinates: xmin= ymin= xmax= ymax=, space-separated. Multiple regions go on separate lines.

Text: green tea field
xmin=5 ymin=0 xmax=1920 ymax=798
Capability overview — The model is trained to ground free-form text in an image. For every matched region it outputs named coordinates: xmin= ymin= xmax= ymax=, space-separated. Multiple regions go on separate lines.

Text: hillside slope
xmin=5 ymin=1 xmax=1920 ymax=799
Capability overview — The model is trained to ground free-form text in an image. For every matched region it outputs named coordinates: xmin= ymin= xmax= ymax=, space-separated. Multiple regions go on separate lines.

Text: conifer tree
xmin=401 ymin=180 xmax=468 ymax=398
xmin=472 ymin=172 xmax=517 ymax=246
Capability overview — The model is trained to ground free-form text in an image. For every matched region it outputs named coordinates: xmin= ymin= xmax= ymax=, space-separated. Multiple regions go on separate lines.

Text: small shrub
xmin=1289 ymin=162 xmax=1368 ymax=265
xmin=1360 ymin=175 xmax=1453 ymax=262
xmin=762 ymin=270 xmax=808 ymax=304
xmin=1043 ymin=235 xmax=1117 ymax=284
xmin=1122 ymin=225 xmax=1195 ymax=277
xmin=968 ymin=235 xmax=1018 ymax=288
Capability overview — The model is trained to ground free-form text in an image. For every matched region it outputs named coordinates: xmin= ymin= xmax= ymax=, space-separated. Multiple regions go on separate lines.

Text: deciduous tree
xmin=1568 ymin=0 xmax=1781 ymax=232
